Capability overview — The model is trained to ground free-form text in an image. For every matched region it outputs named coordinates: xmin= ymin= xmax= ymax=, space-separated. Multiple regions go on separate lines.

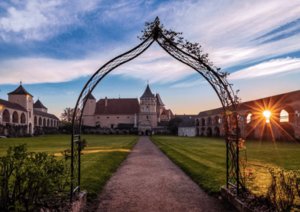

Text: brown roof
xmin=156 ymin=94 xmax=165 ymax=106
xmin=161 ymin=109 xmax=173 ymax=116
xmin=0 ymin=99 xmax=27 ymax=112
xmin=8 ymin=85 xmax=33 ymax=97
xmin=95 ymin=98 xmax=139 ymax=115
xmin=33 ymin=109 xmax=59 ymax=120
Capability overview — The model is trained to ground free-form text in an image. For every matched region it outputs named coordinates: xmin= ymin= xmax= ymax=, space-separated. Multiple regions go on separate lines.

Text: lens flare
xmin=263 ymin=110 xmax=271 ymax=123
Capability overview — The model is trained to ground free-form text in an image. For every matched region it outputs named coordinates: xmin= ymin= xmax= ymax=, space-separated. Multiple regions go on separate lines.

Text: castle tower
xmin=8 ymin=83 xmax=34 ymax=134
xmin=82 ymin=93 xmax=96 ymax=126
xmin=138 ymin=84 xmax=158 ymax=135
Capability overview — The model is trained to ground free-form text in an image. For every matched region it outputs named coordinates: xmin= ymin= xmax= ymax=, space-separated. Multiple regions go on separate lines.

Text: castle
xmin=82 ymin=84 xmax=174 ymax=134
xmin=0 ymin=83 xmax=59 ymax=136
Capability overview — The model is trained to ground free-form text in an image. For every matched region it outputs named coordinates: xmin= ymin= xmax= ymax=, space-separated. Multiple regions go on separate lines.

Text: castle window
xmin=146 ymin=115 xmax=149 ymax=120
xmin=117 ymin=117 xmax=119 ymax=119
xmin=21 ymin=113 xmax=26 ymax=124
xmin=107 ymin=117 xmax=109 ymax=119
xmin=246 ymin=113 xmax=252 ymax=124
xmin=12 ymin=111 xmax=19 ymax=123
xmin=280 ymin=110 xmax=289 ymax=123
xmin=2 ymin=109 xmax=10 ymax=122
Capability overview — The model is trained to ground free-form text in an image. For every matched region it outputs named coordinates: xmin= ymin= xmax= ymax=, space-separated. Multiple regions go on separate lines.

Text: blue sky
xmin=0 ymin=0 xmax=300 ymax=117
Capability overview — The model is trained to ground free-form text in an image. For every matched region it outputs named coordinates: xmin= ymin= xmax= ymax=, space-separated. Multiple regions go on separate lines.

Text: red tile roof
xmin=95 ymin=98 xmax=139 ymax=115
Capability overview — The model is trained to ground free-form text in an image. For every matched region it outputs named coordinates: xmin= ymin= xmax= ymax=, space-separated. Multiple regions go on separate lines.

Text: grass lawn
xmin=151 ymin=136 xmax=300 ymax=195
xmin=0 ymin=134 xmax=138 ymax=200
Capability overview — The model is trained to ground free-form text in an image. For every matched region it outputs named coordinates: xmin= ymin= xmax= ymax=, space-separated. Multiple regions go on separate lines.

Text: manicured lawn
xmin=0 ymin=134 xmax=138 ymax=200
xmin=151 ymin=136 xmax=300 ymax=194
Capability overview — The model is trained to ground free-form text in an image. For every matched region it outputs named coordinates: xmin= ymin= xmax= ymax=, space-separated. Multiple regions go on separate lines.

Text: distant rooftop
xmin=8 ymin=84 xmax=33 ymax=97
xmin=141 ymin=84 xmax=155 ymax=98
xmin=34 ymin=99 xmax=47 ymax=109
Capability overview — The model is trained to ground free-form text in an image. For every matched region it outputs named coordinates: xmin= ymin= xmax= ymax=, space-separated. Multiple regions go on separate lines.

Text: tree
xmin=60 ymin=107 xmax=80 ymax=123
xmin=168 ymin=117 xmax=183 ymax=135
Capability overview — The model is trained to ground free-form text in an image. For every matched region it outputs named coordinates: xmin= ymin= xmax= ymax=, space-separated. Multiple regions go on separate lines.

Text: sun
xmin=263 ymin=110 xmax=272 ymax=123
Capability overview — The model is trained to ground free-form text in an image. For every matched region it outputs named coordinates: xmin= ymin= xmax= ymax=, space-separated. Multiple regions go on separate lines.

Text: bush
xmin=266 ymin=168 xmax=300 ymax=211
xmin=0 ymin=145 xmax=69 ymax=211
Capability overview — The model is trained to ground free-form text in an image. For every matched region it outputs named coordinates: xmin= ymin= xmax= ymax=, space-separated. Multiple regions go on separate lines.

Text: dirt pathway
xmin=96 ymin=136 xmax=232 ymax=212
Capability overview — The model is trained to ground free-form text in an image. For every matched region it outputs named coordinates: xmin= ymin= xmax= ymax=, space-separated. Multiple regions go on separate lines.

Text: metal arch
xmin=71 ymin=18 xmax=242 ymax=200
xmin=70 ymin=34 xmax=155 ymax=200
xmin=155 ymin=28 xmax=241 ymax=193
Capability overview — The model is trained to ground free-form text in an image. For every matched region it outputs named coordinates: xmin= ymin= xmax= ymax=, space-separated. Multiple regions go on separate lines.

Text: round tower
xmin=82 ymin=93 xmax=96 ymax=126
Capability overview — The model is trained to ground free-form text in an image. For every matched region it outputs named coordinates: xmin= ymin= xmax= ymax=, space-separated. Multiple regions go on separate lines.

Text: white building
xmin=82 ymin=84 xmax=174 ymax=135
xmin=0 ymin=83 xmax=59 ymax=136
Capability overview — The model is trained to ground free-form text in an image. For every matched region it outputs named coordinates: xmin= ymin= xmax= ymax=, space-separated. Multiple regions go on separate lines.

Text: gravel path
xmin=96 ymin=136 xmax=232 ymax=212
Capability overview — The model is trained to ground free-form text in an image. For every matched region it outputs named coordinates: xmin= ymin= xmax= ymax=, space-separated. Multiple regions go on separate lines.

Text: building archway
xmin=12 ymin=111 xmax=19 ymax=124
xmin=20 ymin=113 xmax=26 ymax=124
xmin=2 ymin=109 xmax=10 ymax=123
xmin=71 ymin=17 xmax=241 ymax=199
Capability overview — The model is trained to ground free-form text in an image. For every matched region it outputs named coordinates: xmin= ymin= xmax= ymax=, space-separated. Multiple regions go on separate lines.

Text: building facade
xmin=195 ymin=90 xmax=300 ymax=141
xmin=82 ymin=84 xmax=174 ymax=134
xmin=0 ymin=84 xmax=59 ymax=136
xmin=177 ymin=115 xmax=197 ymax=137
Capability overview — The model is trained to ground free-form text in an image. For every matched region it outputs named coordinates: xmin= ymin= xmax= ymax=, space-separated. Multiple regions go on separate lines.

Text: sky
xmin=0 ymin=0 xmax=300 ymax=118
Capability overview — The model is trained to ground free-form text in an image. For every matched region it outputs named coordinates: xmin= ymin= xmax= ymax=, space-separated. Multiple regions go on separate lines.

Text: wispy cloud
xmin=229 ymin=58 xmax=300 ymax=80
xmin=170 ymin=79 xmax=206 ymax=88
xmin=0 ymin=57 xmax=100 ymax=84
xmin=0 ymin=45 xmax=193 ymax=84
xmin=0 ymin=0 xmax=300 ymax=86
xmin=0 ymin=0 xmax=101 ymax=41
xmin=156 ymin=0 xmax=300 ymax=68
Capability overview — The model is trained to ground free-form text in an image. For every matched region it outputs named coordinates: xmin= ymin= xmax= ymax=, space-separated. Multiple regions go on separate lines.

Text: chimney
xmin=105 ymin=97 xmax=108 ymax=107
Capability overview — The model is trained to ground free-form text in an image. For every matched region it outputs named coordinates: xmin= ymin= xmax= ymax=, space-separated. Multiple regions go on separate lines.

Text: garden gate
xmin=71 ymin=17 xmax=242 ymax=200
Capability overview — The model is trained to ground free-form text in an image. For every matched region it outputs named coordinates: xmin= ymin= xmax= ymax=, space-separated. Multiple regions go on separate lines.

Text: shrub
xmin=266 ymin=168 xmax=300 ymax=211
xmin=0 ymin=145 xmax=69 ymax=211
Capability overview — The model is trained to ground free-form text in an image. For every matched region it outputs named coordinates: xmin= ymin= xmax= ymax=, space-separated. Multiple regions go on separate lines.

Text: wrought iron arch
xmin=71 ymin=17 xmax=242 ymax=200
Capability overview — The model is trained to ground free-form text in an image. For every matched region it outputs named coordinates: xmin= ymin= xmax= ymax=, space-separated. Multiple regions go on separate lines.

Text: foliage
xmin=0 ymin=134 xmax=138 ymax=204
xmin=60 ymin=107 xmax=80 ymax=123
xmin=0 ymin=144 xmax=69 ymax=211
xmin=59 ymin=121 xmax=73 ymax=134
xmin=266 ymin=168 xmax=300 ymax=211
xmin=167 ymin=117 xmax=182 ymax=135
xmin=139 ymin=17 xmax=228 ymax=77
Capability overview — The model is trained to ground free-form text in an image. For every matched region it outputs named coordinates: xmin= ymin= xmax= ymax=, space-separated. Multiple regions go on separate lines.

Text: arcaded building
xmin=0 ymin=83 xmax=59 ymax=136
xmin=82 ymin=84 xmax=174 ymax=134
xmin=196 ymin=90 xmax=300 ymax=141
